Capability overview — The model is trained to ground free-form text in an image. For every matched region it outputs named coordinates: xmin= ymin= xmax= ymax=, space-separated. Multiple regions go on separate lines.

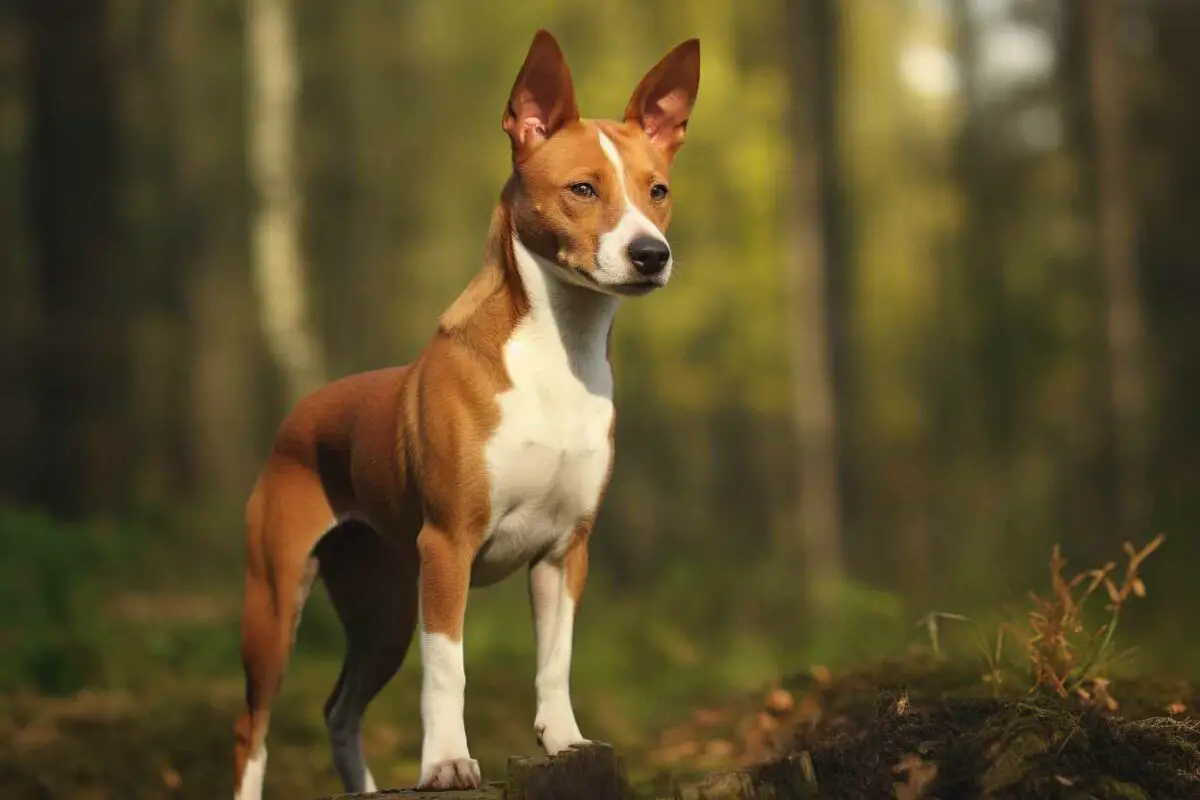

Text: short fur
xmin=232 ymin=30 xmax=699 ymax=796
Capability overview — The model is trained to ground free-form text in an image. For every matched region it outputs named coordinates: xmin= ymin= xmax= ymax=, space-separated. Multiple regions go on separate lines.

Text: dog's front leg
xmin=415 ymin=525 xmax=481 ymax=790
xmin=529 ymin=533 xmax=590 ymax=755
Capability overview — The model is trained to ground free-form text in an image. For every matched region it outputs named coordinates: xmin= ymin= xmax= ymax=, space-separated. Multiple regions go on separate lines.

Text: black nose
xmin=627 ymin=236 xmax=671 ymax=275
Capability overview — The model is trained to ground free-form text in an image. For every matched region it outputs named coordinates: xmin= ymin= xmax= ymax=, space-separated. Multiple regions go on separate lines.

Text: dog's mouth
xmin=570 ymin=265 xmax=667 ymax=297
xmin=608 ymin=280 xmax=661 ymax=297
xmin=549 ymin=257 xmax=668 ymax=298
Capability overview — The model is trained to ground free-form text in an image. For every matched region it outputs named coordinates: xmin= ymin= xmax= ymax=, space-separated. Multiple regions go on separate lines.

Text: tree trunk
xmin=1084 ymin=0 xmax=1151 ymax=541
xmin=781 ymin=0 xmax=845 ymax=619
xmin=0 ymin=3 xmax=36 ymax=505
xmin=166 ymin=0 xmax=266 ymax=507
xmin=247 ymin=0 xmax=326 ymax=404
xmin=27 ymin=0 xmax=124 ymax=516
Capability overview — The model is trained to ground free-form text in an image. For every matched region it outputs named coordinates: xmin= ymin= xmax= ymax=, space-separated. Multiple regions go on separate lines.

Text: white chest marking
xmin=474 ymin=236 xmax=619 ymax=586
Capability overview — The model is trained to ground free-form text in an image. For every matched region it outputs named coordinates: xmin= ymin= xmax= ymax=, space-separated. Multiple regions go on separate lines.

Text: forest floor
xmin=4 ymin=533 xmax=1193 ymax=798
xmin=3 ymin=656 xmax=1198 ymax=799
xmin=645 ymin=656 xmax=1200 ymax=798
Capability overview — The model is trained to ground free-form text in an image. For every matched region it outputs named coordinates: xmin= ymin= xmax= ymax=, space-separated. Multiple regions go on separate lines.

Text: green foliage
xmin=0 ymin=508 xmax=132 ymax=694
xmin=4 ymin=1 xmax=1200 ymax=794
xmin=3 ymin=0 xmax=1197 ymax=638
xmin=0 ymin=506 xmax=246 ymax=695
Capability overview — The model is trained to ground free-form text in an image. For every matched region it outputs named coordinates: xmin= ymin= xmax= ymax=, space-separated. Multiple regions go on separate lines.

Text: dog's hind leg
xmin=317 ymin=520 xmax=419 ymax=793
xmin=233 ymin=462 xmax=334 ymax=800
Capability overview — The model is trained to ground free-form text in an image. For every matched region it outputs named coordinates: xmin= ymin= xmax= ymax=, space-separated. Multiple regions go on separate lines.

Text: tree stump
xmin=317 ymin=742 xmax=633 ymax=800
xmin=506 ymin=742 xmax=633 ymax=800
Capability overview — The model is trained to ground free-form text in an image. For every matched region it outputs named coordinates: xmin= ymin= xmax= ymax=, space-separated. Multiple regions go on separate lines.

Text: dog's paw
xmin=535 ymin=717 xmax=589 ymax=757
xmin=416 ymin=757 xmax=481 ymax=790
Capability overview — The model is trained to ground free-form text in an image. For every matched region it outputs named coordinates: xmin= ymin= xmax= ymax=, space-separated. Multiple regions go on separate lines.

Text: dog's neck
xmin=439 ymin=197 xmax=619 ymax=387
xmin=509 ymin=235 xmax=618 ymax=383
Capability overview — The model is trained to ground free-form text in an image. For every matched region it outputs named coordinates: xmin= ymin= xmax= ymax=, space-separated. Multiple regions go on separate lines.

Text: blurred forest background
xmin=3 ymin=0 xmax=1200 ymax=796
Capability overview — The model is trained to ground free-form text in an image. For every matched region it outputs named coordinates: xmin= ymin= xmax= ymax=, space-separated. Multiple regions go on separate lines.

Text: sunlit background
xmin=3 ymin=0 xmax=1199 ymax=796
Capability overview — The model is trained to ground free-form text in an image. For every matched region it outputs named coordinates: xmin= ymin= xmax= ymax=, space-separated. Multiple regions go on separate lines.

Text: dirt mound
xmin=653 ymin=660 xmax=1200 ymax=798
xmin=775 ymin=691 xmax=1200 ymax=798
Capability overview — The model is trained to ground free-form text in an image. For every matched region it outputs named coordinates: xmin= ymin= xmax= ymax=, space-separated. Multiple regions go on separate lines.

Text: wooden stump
xmin=506 ymin=742 xmax=633 ymax=800
xmin=317 ymin=742 xmax=633 ymax=800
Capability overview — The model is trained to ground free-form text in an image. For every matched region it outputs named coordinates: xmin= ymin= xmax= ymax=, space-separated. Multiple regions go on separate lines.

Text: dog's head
xmin=502 ymin=30 xmax=700 ymax=297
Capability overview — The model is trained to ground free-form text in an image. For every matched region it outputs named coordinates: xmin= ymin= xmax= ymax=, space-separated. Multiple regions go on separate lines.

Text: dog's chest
xmin=474 ymin=322 xmax=614 ymax=585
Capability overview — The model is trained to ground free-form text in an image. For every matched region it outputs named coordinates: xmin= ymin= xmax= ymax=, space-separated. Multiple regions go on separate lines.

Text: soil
xmin=4 ymin=660 xmax=1198 ymax=799
xmin=651 ymin=658 xmax=1200 ymax=799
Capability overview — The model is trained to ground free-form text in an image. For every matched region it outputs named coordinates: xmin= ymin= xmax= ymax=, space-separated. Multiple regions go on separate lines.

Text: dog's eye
xmin=650 ymin=183 xmax=670 ymax=202
xmin=570 ymin=182 xmax=597 ymax=199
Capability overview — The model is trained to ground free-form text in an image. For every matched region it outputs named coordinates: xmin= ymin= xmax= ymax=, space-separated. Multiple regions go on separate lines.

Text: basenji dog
xmin=232 ymin=29 xmax=700 ymax=797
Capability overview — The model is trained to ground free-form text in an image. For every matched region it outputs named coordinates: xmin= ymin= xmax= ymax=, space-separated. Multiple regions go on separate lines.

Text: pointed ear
xmin=624 ymin=39 xmax=700 ymax=160
xmin=502 ymin=30 xmax=580 ymax=157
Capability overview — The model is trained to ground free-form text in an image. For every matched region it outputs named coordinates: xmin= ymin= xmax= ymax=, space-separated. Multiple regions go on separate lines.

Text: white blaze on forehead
xmin=594 ymin=130 xmax=671 ymax=286
xmin=596 ymin=132 xmax=666 ymax=240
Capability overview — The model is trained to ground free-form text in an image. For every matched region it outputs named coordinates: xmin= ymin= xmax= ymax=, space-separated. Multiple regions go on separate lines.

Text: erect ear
xmin=624 ymin=39 xmax=700 ymax=160
xmin=502 ymin=30 xmax=580 ymax=157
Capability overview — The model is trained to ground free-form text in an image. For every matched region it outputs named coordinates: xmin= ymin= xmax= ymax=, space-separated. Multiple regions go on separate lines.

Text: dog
xmin=232 ymin=29 xmax=700 ymax=796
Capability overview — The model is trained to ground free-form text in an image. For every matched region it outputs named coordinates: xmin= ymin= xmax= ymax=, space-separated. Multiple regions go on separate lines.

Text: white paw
xmin=535 ymin=708 xmax=588 ymax=756
xmin=416 ymin=757 xmax=481 ymax=790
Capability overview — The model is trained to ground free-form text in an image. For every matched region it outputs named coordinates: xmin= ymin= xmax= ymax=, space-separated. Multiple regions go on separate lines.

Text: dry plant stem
xmin=922 ymin=535 xmax=1164 ymax=703
xmin=1029 ymin=535 xmax=1164 ymax=699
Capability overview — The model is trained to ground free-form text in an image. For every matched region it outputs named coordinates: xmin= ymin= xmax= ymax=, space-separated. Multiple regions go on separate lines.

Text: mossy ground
xmin=4 ymin=661 xmax=1198 ymax=799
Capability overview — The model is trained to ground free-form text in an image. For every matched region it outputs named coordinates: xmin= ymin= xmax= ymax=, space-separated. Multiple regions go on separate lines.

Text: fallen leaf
xmin=892 ymin=754 xmax=938 ymax=800
xmin=692 ymin=707 xmax=730 ymax=727
xmin=704 ymin=739 xmax=735 ymax=759
xmin=756 ymin=711 xmax=778 ymax=733
xmin=765 ymin=687 xmax=794 ymax=715
xmin=1090 ymin=678 xmax=1119 ymax=711
xmin=162 ymin=767 xmax=182 ymax=790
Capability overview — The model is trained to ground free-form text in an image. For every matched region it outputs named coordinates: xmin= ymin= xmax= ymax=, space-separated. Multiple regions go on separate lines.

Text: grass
xmin=0 ymin=569 xmax=831 ymax=796
xmin=0 ymin=500 xmax=921 ymax=798
xmin=639 ymin=535 xmax=1195 ymax=799
xmin=0 ymin=506 xmax=828 ymax=794
xmin=0 ymin=505 xmax=1193 ymax=797
xmin=916 ymin=533 xmax=1167 ymax=708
